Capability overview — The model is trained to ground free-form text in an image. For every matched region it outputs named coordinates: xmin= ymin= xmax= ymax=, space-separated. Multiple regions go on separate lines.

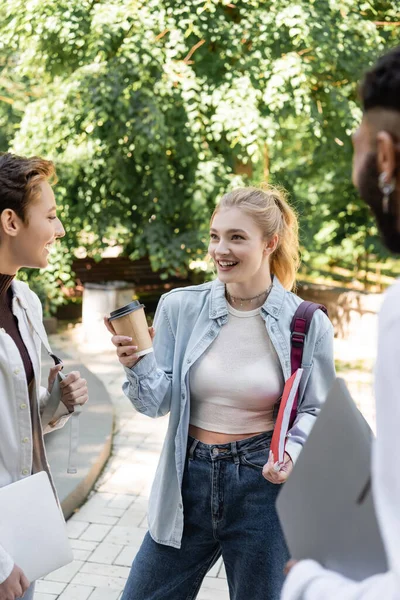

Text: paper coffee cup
xmin=109 ymin=301 xmax=153 ymax=358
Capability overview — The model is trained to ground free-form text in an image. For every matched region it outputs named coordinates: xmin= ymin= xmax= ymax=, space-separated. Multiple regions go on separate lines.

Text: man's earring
xmin=378 ymin=173 xmax=396 ymax=214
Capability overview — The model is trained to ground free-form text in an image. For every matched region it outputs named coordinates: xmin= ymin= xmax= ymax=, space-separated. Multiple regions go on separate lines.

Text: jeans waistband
xmin=187 ymin=430 xmax=273 ymax=461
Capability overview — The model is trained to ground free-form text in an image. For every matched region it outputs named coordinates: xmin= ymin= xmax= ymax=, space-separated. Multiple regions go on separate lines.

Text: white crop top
xmin=189 ymin=303 xmax=284 ymax=434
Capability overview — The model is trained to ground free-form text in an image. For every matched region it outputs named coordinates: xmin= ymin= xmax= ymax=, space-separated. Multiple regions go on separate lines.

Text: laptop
xmin=0 ymin=471 xmax=73 ymax=582
xmin=276 ymin=377 xmax=388 ymax=581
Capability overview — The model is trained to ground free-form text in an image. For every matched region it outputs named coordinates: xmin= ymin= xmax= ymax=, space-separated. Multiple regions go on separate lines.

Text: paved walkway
xmin=36 ymin=327 xmax=375 ymax=600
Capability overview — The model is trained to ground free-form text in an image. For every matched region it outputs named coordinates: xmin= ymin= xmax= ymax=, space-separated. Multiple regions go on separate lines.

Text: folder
xmin=270 ymin=368 xmax=303 ymax=467
xmin=276 ymin=378 xmax=387 ymax=581
xmin=0 ymin=472 xmax=73 ymax=582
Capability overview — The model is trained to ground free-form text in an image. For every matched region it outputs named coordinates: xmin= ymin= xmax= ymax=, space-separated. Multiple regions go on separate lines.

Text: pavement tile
xmin=35 ymin=594 xmax=58 ymax=600
xmin=80 ymin=524 xmax=113 ymax=542
xmin=218 ymin=562 xmax=227 ymax=579
xmin=44 ymin=560 xmax=83 ymax=583
xmin=80 ymin=562 xmax=131 ymax=579
xmin=117 ymin=506 xmax=147 ymax=527
xmin=71 ymin=572 xmax=126 ymax=590
xmin=66 ymin=520 xmax=89 ymax=539
xmin=70 ymin=540 xmax=99 ymax=552
xmin=113 ymin=545 xmax=138 ymax=567
xmin=202 ymin=576 xmax=229 ymax=590
xmin=102 ymin=526 xmax=146 ymax=547
xmin=88 ymin=588 xmax=121 ymax=600
xmin=58 ymin=584 xmax=94 ymax=600
xmin=88 ymin=542 xmax=124 ymax=565
xmin=100 ymin=507 xmax=126 ymax=518
xmin=107 ymin=494 xmax=136 ymax=510
xmin=207 ymin=557 xmax=223 ymax=578
xmin=71 ymin=510 xmax=119 ymax=526
xmin=35 ymin=581 xmax=67 ymax=595
xmin=96 ymin=464 xmax=149 ymax=495
xmin=197 ymin=589 xmax=230 ymax=600
xmin=81 ymin=493 xmax=115 ymax=511
xmin=73 ymin=549 xmax=93 ymax=561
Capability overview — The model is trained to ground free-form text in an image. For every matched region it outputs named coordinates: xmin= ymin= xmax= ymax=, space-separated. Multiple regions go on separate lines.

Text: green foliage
xmin=1 ymin=0 xmax=400 ymax=310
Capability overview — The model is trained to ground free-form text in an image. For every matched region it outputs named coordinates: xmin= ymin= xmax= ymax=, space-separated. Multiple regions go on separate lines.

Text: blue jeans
xmin=121 ymin=432 xmax=289 ymax=600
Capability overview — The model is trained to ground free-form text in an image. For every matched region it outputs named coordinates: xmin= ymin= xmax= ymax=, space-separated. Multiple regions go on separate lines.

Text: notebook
xmin=0 ymin=472 xmax=73 ymax=581
xmin=276 ymin=377 xmax=388 ymax=581
xmin=270 ymin=368 xmax=303 ymax=467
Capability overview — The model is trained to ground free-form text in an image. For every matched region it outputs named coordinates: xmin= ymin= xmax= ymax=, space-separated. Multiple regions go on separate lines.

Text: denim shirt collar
xmin=209 ymin=276 xmax=286 ymax=320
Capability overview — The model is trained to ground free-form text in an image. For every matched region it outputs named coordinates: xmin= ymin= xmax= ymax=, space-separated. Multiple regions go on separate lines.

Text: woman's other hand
xmin=262 ymin=451 xmax=293 ymax=484
xmin=0 ymin=564 xmax=29 ymax=600
xmin=47 ymin=364 xmax=88 ymax=412
xmin=284 ymin=559 xmax=299 ymax=576
xmin=59 ymin=370 xmax=88 ymax=412
xmin=104 ymin=317 xmax=155 ymax=369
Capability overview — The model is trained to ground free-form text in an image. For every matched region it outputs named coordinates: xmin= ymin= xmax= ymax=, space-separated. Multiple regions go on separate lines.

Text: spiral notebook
xmin=0 ymin=472 xmax=73 ymax=581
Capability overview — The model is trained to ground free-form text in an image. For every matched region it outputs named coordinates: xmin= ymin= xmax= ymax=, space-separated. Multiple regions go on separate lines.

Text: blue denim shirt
xmin=123 ymin=277 xmax=335 ymax=548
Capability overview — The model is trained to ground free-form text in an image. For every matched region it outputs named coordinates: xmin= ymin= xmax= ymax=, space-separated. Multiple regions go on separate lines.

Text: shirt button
xmin=272 ymin=308 xmax=278 ymax=315
xmin=13 ymin=368 xmax=20 ymax=375
xmin=22 ymin=437 xmax=29 ymax=444
xmin=22 ymin=469 xmax=29 ymax=476
xmin=178 ymin=503 xmax=183 ymax=509
xmin=187 ymin=358 xmax=191 ymax=364
xmin=20 ymin=403 xmax=27 ymax=410
xmin=181 ymin=393 xmax=185 ymax=400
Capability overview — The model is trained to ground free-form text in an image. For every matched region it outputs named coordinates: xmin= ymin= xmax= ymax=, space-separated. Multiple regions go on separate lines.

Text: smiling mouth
xmin=217 ymin=260 xmax=239 ymax=269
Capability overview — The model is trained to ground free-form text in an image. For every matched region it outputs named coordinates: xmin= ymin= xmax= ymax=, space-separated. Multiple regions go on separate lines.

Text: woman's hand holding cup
xmin=104 ymin=317 xmax=155 ymax=368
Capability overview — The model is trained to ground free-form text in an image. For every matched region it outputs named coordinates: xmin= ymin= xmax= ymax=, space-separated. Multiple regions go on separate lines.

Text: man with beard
xmin=282 ymin=46 xmax=400 ymax=600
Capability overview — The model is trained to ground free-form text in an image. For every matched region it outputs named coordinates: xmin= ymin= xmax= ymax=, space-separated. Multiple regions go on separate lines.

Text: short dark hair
xmin=360 ymin=45 xmax=400 ymax=113
xmin=0 ymin=153 xmax=57 ymax=222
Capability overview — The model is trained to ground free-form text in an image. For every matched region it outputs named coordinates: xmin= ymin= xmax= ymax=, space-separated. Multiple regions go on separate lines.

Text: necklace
xmin=226 ymin=282 xmax=273 ymax=308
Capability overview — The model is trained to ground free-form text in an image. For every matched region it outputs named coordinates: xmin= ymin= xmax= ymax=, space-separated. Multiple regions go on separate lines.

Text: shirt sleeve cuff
xmin=124 ymin=351 xmax=157 ymax=380
xmin=285 ymin=438 xmax=302 ymax=464
xmin=0 ymin=544 xmax=14 ymax=585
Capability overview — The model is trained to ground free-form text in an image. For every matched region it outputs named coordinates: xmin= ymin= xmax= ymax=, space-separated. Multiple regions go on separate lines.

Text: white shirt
xmin=190 ymin=303 xmax=284 ymax=433
xmin=0 ymin=280 xmax=70 ymax=584
xmin=282 ymin=279 xmax=400 ymax=600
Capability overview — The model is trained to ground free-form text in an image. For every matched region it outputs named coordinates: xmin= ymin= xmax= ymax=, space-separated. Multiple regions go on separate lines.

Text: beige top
xmin=189 ymin=303 xmax=284 ymax=434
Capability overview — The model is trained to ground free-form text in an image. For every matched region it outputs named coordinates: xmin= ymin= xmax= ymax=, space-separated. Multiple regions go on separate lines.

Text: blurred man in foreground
xmin=283 ymin=45 xmax=400 ymax=600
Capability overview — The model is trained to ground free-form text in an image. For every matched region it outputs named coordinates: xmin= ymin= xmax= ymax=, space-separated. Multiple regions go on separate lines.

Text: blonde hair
xmin=211 ymin=186 xmax=300 ymax=290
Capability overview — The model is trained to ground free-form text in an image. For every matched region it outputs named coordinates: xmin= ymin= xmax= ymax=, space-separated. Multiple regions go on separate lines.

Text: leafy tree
xmin=1 ymin=0 xmax=399 ymax=309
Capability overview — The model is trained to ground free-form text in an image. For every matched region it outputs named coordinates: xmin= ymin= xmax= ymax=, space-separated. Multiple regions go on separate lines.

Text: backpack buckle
xmin=291 ymin=331 xmax=306 ymax=348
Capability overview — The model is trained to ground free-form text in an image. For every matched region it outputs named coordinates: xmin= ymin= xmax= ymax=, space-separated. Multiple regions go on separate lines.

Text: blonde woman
xmin=106 ymin=186 xmax=336 ymax=600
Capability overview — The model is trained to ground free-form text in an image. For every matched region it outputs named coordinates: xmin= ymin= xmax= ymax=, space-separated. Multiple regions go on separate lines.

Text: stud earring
xmin=378 ymin=172 xmax=395 ymax=214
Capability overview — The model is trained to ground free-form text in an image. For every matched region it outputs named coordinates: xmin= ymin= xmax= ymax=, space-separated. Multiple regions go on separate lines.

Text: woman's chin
xmin=25 ymin=258 xmax=49 ymax=270
xmin=217 ymin=271 xmax=234 ymax=282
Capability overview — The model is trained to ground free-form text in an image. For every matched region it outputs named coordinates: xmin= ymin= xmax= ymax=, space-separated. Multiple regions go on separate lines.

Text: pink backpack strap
xmin=289 ymin=301 xmax=328 ymax=426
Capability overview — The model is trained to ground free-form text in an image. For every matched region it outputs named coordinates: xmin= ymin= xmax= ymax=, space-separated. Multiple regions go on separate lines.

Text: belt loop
xmin=231 ymin=441 xmax=240 ymax=465
xmin=189 ymin=439 xmax=199 ymax=460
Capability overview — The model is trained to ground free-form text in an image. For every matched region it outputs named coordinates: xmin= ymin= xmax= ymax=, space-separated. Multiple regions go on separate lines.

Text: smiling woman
xmin=0 ymin=154 xmax=65 ymax=271
xmin=0 ymin=153 xmax=88 ymax=600
xmin=105 ymin=184 xmax=336 ymax=600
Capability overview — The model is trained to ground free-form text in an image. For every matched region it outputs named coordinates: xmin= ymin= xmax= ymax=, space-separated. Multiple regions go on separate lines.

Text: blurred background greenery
xmin=1 ymin=0 xmax=400 ymax=314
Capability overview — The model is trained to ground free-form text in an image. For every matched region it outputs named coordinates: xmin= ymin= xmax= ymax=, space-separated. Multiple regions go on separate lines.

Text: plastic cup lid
xmin=109 ymin=300 xmax=145 ymax=321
